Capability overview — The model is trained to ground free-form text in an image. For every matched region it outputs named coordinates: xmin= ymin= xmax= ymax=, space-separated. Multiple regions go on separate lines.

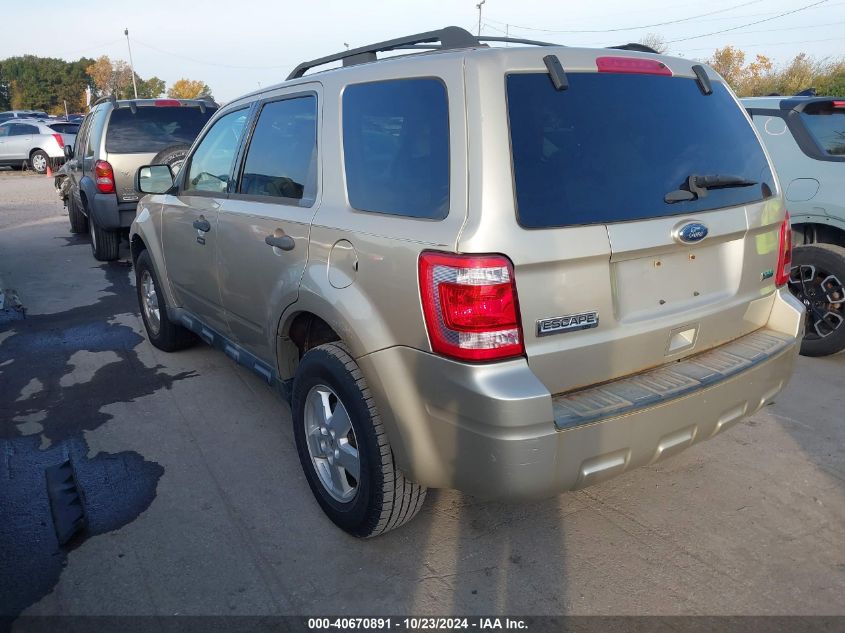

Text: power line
xmin=132 ymin=38 xmax=290 ymax=70
xmin=681 ymin=35 xmax=844 ymax=51
xmin=667 ymin=0 xmax=831 ymax=42
xmin=483 ymin=0 xmax=764 ymax=34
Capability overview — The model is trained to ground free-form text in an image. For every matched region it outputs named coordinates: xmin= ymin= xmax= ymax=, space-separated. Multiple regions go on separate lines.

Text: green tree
xmin=138 ymin=76 xmax=166 ymax=98
xmin=0 ymin=55 xmax=93 ymax=113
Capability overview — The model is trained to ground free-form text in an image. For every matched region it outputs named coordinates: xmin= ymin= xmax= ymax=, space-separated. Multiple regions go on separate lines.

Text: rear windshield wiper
xmin=665 ymin=174 xmax=758 ymax=203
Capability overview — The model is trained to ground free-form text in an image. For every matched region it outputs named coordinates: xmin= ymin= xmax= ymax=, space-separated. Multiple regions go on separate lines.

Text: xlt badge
xmin=537 ymin=311 xmax=599 ymax=337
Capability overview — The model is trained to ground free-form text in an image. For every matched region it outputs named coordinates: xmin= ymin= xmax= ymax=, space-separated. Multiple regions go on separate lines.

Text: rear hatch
xmin=104 ymin=101 xmax=216 ymax=202
xmin=477 ymin=52 xmax=785 ymax=396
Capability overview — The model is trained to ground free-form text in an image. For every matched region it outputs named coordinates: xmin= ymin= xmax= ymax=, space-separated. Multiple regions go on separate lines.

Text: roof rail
xmin=608 ymin=43 xmax=659 ymax=54
xmin=288 ymin=26 xmax=480 ymax=79
xmin=92 ymin=94 xmax=117 ymax=107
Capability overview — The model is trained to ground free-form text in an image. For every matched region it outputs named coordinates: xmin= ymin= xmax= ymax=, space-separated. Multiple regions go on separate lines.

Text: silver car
xmin=0 ymin=118 xmax=78 ymax=173
xmin=132 ymin=27 xmax=804 ymax=537
xmin=744 ymin=96 xmax=845 ymax=356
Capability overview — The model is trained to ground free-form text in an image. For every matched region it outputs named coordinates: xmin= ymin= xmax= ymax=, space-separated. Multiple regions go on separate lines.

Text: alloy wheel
xmin=140 ymin=270 xmax=161 ymax=335
xmin=789 ymin=264 xmax=845 ymax=339
xmin=303 ymin=384 xmax=360 ymax=503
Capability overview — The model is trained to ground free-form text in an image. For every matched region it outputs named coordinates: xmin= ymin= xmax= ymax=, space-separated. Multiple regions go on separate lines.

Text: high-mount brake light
xmin=775 ymin=212 xmax=792 ymax=287
xmin=596 ymin=56 xmax=673 ymax=76
xmin=154 ymin=99 xmax=182 ymax=107
xmin=419 ymin=252 xmax=524 ymax=362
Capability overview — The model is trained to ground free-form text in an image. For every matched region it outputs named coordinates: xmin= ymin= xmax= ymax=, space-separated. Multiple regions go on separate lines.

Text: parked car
xmin=744 ymin=96 xmax=845 ymax=356
xmin=64 ymin=96 xmax=217 ymax=260
xmin=0 ymin=110 xmax=49 ymax=123
xmin=131 ymin=27 xmax=804 ymax=537
xmin=0 ymin=118 xmax=78 ymax=173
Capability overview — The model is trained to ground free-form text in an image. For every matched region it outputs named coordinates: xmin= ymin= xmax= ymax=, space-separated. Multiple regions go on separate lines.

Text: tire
xmin=29 ymin=149 xmax=49 ymax=174
xmin=788 ymin=244 xmax=845 ymax=357
xmin=67 ymin=195 xmax=88 ymax=234
xmin=134 ymin=249 xmax=196 ymax=352
xmin=151 ymin=144 xmax=191 ymax=175
xmin=291 ymin=342 xmax=426 ymax=537
xmin=88 ymin=211 xmax=120 ymax=261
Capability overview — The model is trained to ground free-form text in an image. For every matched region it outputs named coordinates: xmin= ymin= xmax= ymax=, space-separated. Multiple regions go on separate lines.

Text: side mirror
xmin=64 ymin=145 xmax=73 ymax=159
xmin=136 ymin=164 xmax=174 ymax=194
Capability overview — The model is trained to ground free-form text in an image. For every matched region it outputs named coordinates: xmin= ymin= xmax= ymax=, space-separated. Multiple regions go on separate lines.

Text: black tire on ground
xmin=88 ymin=212 xmax=120 ymax=261
xmin=29 ymin=149 xmax=50 ymax=174
xmin=134 ymin=249 xmax=196 ymax=352
xmin=67 ymin=195 xmax=88 ymax=234
xmin=151 ymin=144 xmax=191 ymax=175
xmin=789 ymin=243 xmax=845 ymax=357
xmin=291 ymin=342 xmax=426 ymax=537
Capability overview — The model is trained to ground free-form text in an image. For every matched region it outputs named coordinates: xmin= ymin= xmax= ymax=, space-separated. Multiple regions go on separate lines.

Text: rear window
xmin=800 ymin=102 xmax=845 ymax=156
xmin=507 ymin=72 xmax=775 ymax=228
xmin=105 ymin=106 xmax=215 ymax=154
xmin=49 ymin=123 xmax=79 ymax=134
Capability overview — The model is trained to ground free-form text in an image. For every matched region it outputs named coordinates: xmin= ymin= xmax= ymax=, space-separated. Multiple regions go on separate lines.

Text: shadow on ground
xmin=0 ymin=259 xmax=196 ymax=619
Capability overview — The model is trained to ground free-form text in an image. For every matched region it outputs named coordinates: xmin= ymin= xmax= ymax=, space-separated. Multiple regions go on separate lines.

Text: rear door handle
xmin=192 ymin=217 xmax=211 ymax=232
xmin=265 ymin=234 xmax=295 ymax=251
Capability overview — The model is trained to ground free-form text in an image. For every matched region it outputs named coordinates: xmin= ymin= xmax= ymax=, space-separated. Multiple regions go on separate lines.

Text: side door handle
xmin=192 ymin=217 xmax=211 ymax=232
xmin=265 ymin=233 xmax=295 ymax=251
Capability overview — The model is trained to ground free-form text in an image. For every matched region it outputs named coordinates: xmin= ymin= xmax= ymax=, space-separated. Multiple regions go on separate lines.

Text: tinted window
xmin=238 ymin=96 xmax=317 ymax=204
xmin=0 ymin=124 xmax=9 ymax=137
xmin=184 ymin=108 xmax=250 ymax=194
xmin=800 ymin=103 xmax=845 ymax=156
xmin=343 ymin=78 xmax=449 ymax=219
xmin=105 ymin=106 xmax=215 ymax=153
xmin=507 ymin=73 xmax=774 ymax=228
xmin=11 ymin=123 xmax=38 ymax=135
xmin=49 ymin=123 xmax=79 ymax=134
xmin=85 ymin=107 xmax=109 ymax=158
xmin=0 ymin=113 xmax=13 ymax=123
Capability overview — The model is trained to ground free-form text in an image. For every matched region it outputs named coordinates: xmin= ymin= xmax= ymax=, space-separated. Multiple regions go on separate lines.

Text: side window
xmin=10 ymin=124 xmax=37 ymax=135
xmin=0 ymin=125 xmax=10 ymax=137
xmin=74 ymin=115 xmax=92 ymax=157
xmin=800 ymin=103 xmax=845 ymax=156
xmin=184 ymin=108 xmax=250 ymax=194
xmin=342 ymin=78 xmax=449 ymax=219
xmin=85 ymin=108 xmax=108 ymax=158
xmin=237 ymin=96 xmax=317 ymax=205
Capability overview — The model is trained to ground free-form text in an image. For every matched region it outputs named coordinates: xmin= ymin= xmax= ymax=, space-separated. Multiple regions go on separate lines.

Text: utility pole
xmin=125 ymin=28 xmax=139 ymax=99
xmin=476 ymin=0 xmax=486 ymax=36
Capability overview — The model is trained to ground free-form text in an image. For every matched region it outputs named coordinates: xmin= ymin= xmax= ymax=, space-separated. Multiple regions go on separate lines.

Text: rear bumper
xmin=86 ymin=194 xmax=137 ymax=230
xmin=357 ymin=289 xmax=804 ymax=499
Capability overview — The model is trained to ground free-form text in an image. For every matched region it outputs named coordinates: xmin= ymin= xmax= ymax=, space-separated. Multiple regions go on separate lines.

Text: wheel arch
xmin=792 ymin=220 xmax=845 ymax=247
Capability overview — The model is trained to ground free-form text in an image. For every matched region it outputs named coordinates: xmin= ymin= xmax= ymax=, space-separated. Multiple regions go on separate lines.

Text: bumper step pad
xmin=553 ymin=329 xmax=793 ymax=430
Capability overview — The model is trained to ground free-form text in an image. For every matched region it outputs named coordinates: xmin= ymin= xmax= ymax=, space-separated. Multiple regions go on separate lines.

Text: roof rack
xmin=287 ymin=26 xmax=568 ymax=79
xmin=608 ymin=43 xmax=660 ymax=54
xmin=286 ymin=25 xmax=663 ymax=80
xmin=92 ymin=94 xmax=117 ymax=107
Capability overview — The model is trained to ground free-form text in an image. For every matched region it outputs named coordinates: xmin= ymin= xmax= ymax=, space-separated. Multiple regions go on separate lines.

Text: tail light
xmin=419 ymin=251 xmax=524 ymax=362
xmin=775 ymin=211 xmax=792 ymax=287
xmin=94 ymin=160 xmax=115 ymax=194
xmin=596 ymin=56 xmax=672 ymax=76
xmin=51 ymin=133 xmax=65 ymax=151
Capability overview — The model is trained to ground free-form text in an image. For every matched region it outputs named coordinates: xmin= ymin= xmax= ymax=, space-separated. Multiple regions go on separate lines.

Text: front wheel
xmin=788 ymin=244 xmax=845 ymax=357
xmin=135 ymin=250 xmax=196 ymax=352
xmin=292 ymin=342 xmax=426 ymax=537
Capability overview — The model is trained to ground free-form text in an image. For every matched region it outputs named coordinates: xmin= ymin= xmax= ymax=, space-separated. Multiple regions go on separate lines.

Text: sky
xmin=0 ymin=0 xmax=843 ymax=102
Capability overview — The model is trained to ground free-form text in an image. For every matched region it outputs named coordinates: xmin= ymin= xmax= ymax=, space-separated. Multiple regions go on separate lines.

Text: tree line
xmin=0 ymin=55 xmax=213 ymax=114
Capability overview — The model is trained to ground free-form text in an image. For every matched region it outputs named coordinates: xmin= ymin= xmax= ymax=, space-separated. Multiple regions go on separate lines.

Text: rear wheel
xmin=88 ymin=212 xmax=120 ymax=261
xmin=135 ymin=250 xmax=196 ymax=351
xmin=29 ymin=150 xmax=49 ymax=174
xmin=292 ymin=342 xmax=426 ymax=537
xmin=788 ymin=244 xmax=845 ymax=357
xmin=67 ymin=195 xmax=88 ymax=234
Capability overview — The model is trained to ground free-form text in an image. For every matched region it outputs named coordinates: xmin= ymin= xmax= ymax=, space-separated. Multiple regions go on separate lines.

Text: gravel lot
xmin=1 ymin=173 xmax=844 ymax=622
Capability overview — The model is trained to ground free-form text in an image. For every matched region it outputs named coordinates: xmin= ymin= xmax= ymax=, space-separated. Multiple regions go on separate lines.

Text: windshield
xmin=105 ymin=106 xmax=215 ymax=154
xmin=507 ymin=72 xmax=775 ymax=228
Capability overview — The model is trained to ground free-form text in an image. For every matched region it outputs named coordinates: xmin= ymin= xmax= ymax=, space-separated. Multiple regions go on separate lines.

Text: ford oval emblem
xmin=677 ymin=222 xmax=709 ymax=244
